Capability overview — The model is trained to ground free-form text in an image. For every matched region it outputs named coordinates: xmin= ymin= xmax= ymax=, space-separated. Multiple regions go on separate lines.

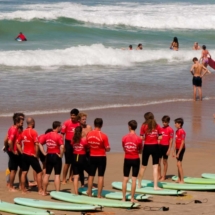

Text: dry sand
xmin=0 ymin=100 xmax=215 ymax=215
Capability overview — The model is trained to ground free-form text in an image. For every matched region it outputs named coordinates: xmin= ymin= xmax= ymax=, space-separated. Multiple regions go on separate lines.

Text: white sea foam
xmin=0 ymin=98 xmax=200 ymax=117
xmin=0 ymin=44 xmax=210 ymax=67
xmin=1 ymin=2 xmax=215 ymax=30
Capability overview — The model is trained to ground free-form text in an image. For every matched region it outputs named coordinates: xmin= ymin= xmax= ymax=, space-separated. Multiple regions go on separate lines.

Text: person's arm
xmin=190 ymin=65 xmax=194 ymax=75
xmin=16 ymin=141 xmax=23 ymax=154
xmin=167 ymin=138 xmax=173 ymax=156
xmin=104 ymin=135 xmax=110 ymax=152
xmin=202 ymin=65 xmax=211 ymax=75
xmin=208 ymin=51 xmax=211 ymax=58
xmin=57 ymin=145 xmax=64 ymax=158
xmin=8 ymin=139 xmax=17 ymax=154
xmin=38 ymin=143 xmax=47 ymax=156
xmin=172 ymin=140 xmax=176 ymax=157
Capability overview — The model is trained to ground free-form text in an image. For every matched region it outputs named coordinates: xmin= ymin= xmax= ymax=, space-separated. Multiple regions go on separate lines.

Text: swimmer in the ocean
xmin=15 ymin=32 xmax=27 ymax=41
xmin=170 ymin=37 xmax=179 ymax=51
xmin=136 ymin=44 xmax=143 ymax=50
xmin=122 ymin=45 xmax=132 ymax=50
xmin=192 ymin=42 xmax=201 ymax=50
xmin=200 ymin=45 xmax=211 ymax=67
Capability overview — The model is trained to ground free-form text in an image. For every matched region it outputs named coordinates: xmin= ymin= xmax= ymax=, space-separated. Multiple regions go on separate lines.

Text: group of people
xmin=4 ymin=109 xmax=186 ymax=202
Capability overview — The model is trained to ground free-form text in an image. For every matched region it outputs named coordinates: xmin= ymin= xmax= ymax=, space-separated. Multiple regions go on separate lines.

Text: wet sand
xmin=0 ymin=100 xmax=215 ymax=214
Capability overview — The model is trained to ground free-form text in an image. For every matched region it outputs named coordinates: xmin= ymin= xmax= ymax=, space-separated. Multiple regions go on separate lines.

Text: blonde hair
xmin=78 ymin=112 xmax=88 ymax=120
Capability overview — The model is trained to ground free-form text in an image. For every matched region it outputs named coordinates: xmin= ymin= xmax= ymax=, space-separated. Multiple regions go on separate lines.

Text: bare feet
xmin=28 ymin=181 xmax=37 ymax=187
xmin=179 ymin=181 xmax=184 ymax=184
xmin=130 ymin=198 xmax=138 ymax=203
xmin=154 ymin=187 xmax=162 ymax=190
xmin=61 ymin=181 xmax=67 ymax=185
xmin=175 ymin=180 xmax=180 ymax=183
xmin=160 ymin=176 xmax=166 ymax=181
xmin=122 ymin=199 xmax=126 ymax=202
xmin=9 ymin=188 xmax=17 ymax=192
xmin=41 ymin=192 xmax=50 ymax=196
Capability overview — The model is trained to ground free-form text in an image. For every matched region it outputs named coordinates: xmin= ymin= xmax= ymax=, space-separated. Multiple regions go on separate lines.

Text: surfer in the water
xmin=15 ymin=32 xmax=27 ymax=41
xmin=200 ymin=45 xmax=211 ymax=67
xmin=192 ymin=42 xmax=201 ymax=50
xmin=190 ymin=57 xmax=210 ymax=101
xmin=170 ymin=37 xmax=179 ymax=51
xmin=136 ymin=44 xmax=143 ymax=50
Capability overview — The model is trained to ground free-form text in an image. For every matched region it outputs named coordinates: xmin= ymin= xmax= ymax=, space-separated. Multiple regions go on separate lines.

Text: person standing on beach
xmin=39 ymin=121 xmax=64 ymax=195
xmin=122 ymin=120 xmax=142 ymax=202
xmin=158 ymin=116 xmax=174 ymax=181
xmin=61 ymin=109 xmax=80 ymax=184
xmin=86 ymin=118 xmax=110 ymax=198
xmin=7 ymin=114 xmax=24 ymax=191
xmin=38 ymin=128 xmax=53 ymax=177
xmin=172 ymin=118 xmax=186 ymax=184
xmin=78 ymin=112 xmax=92 ymax=186
xmin=17 ymin=117 xmax=43 ymax=194
xmin=190 ymin=57 xmax=210 ymax=101
xmin=138 ymin=112 xmax=162 ymax=190
xmin=71 ymin=126 xmax=89 ymax=194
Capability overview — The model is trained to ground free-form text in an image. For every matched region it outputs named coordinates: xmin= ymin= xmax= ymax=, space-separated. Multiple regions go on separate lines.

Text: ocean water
xmin=0 ymin=0 xmax=215 ymax=116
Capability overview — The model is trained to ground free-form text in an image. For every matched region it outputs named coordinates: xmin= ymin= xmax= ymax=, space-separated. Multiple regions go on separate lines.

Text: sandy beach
xmin=0 ymin=100 xmax=215 ymax=215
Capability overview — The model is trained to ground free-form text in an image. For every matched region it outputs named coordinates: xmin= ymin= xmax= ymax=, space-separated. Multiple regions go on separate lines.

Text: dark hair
xmin=202 ymin=45 xmax=206 ymax=50
xmin=12 ymin=113 xmax=25 ymax=124
xmin=129 ymin=45 xmax=132 ymax=49
xmin=94 ymin=118 xmax=103 ymax=128
xmin=45 ymin=128 xmax=53 ymax=134
xmin=143 ymin=112 xmax=157 ymax=133
xmin=52 ymin=121 xmax=61 ymax=129
xmin=173 ymin=37 xmax=179 ymax=47
xmin=174 ymin=118 xmax=184 ymax=127
xmin=73 ymin=126 xmax=82 ymax=144
xmin=14 ymin=116 xmax=21 ymax=125
xmin=70 ymin=108 xmax=79 ymax=116
xmin=193 ymin=57 xmax=198 ymax=62
xmin=162 ymin=115 xmax=170 ymax=123
xmin=128 ymin=120 xmax=137 ymax=130
xmin=138 ymin=43 xmax=142 ymax=47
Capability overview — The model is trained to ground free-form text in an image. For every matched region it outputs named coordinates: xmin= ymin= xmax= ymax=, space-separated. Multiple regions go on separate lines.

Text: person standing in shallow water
xmin=170 ymin=37 xmax=179 ymax=51
xmin=138 ymin=112 xmax=162 ymax=190
xmin=190 ymin=57 xmax=210 ymax=101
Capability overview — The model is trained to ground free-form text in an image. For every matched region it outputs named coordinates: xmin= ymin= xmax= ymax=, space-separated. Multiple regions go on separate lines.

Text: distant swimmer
xmin=136 ymin=43 xmax=143 ymax=50
xmin=190 ymin=57 xmax=210 ymax=101
xmin=200 ymin=45 xmax=211 ymax=67
xmin=15 ymin=32 xmax=27 ymax=41
xmin=122 ymin=45 xmax=132 ymax=50
xmin=192 ymin=42 xmax=201 ymax=50
xmin=170 ymin=37 xmax=179 ymax=51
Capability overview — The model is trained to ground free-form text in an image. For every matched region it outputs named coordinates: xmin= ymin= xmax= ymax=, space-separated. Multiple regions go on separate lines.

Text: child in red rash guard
xmin=172 ymin=118 xmax=186 ymax=184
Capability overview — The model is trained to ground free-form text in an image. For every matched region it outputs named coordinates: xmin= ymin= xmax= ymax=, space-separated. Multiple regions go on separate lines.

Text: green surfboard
xmin=78 ymin=187 xmax=151 ymax=200
xmin=201 ymin=173 xmax=215 ymax=180
xmin=50 ymin=191 xmax=140 ymax=208
xmin=14 ymin=198 xmax=99 ymax=211
xmin=135 ymin=179 xmax=215 ymax=190
xmin=112 ymin=182 xmax=186 ymax=195
xmin=172 ymin=176 xmax=215 ymax=185
xmin=0 ymin=201 xmax=54 ymax=215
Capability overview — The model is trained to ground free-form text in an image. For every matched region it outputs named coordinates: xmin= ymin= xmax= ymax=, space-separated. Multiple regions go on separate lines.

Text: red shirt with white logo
xmin=7 ymin=126 xmax=19 ymax=152
xmin=140 ymin=124 xmax=161 ymax=145
xmin=72 ymin=138 xmax=88 ymax=155
xmin=160 ymin=126 xmax=174 ymax=146
xmin=18 ymin=127 xmax=38 ymax=156
xmin=122 ymin=133 xmax=142 ymax=159
xmin=175 ymin=128 xmax=186 ymax=149
xmin=40 ymin=131 xmax=63 ymax=154
xmin=87 ymin=129 xmax=110 ymax=156
xmin=61 ymin=119 xmax=80 ymax=141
